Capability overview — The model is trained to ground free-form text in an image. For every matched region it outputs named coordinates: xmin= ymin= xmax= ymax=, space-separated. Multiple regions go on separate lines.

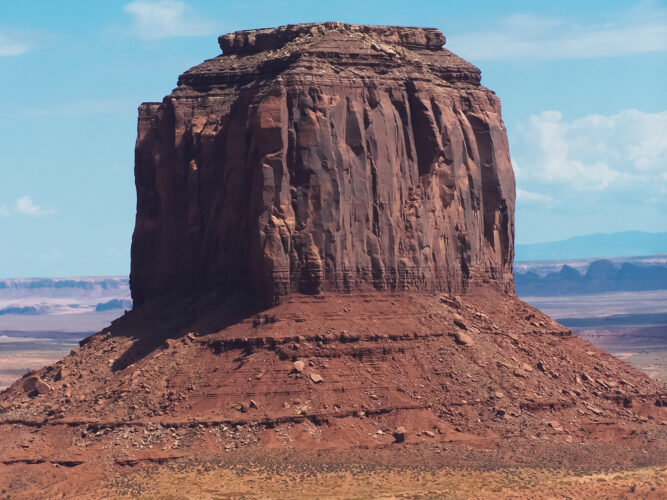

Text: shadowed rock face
xmin=130 ymin=22 xmax=515 ymax=307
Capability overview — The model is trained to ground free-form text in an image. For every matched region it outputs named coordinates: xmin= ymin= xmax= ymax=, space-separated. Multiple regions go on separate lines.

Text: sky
xmin=0 ymin=0 xmax=665 ymax=278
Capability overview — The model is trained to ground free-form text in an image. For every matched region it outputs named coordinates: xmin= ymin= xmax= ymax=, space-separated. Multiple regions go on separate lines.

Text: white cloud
xmin=0 ymin=31 xmax=29 ymax=56
xmin=124 ymin=0 xmax=214 ymax=40
xmin=514 ymin=109 xmax=667 ymax=191
xmin=15 ymin=196 xmax=55 ymax=216
xmin=449 ymin=5 xmax=667 ymax=60
xmin=516 ymin=188 xmax=559 ymax=207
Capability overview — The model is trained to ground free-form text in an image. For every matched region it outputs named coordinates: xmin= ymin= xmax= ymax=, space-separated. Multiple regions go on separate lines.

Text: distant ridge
xmin=0 ymin=276 xmax=131 ymax=317
xmin=515 ymin=255 xmax=667 ymax=296
xmin=515 ymin=231 xmax=667 ymax=262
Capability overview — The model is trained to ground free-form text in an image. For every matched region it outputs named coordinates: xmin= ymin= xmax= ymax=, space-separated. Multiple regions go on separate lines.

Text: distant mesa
xmin=0 ymin=305 xmax=40 ymax=316
xmin=0 ymin=277 xmax=129 ymax=294
xmin=95 ymin=298 xmax=133 ymax=312
xmin=515 ymin=257 xmax=667 ymax=296
xmin=0 ymin=276 xmax=131 ymax=319
xmin=0 ymin=277 xmax=128 ymax=291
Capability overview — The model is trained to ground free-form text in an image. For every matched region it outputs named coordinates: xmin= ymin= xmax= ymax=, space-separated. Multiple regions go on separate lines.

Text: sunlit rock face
xmin=130 ymin=22 xmax=515 ymax=307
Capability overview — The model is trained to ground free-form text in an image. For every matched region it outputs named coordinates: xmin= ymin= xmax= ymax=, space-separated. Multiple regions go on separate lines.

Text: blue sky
xmin=0 ymin=0 xmax=665 ymax=277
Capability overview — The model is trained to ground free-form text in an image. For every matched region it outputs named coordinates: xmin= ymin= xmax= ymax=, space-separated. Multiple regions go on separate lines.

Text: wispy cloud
xmin=124 ymin=0 xmax=214 ymax=40
xmin=0 ymin=205 xmax=9 ymax=216
xmin=15 ymin=196 xmax=55 ymax=216
xmin=449 ymin=4 xmax=667 ymax=60
xmin=516 ymin=188 xmax=559 ymax=207
xmin=514 ymin=109 xmax=667 ymax=191
xmin=0 ymin=30 xmax=30 ymax=56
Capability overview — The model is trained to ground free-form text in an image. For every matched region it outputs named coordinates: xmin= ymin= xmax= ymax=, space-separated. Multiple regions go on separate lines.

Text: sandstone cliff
xmin=130 ymin=22 xmax=515 ymax=306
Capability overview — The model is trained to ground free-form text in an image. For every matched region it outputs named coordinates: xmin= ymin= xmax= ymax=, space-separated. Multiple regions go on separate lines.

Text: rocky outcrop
xmin=130 ymin=22 xmax=515 ymax=307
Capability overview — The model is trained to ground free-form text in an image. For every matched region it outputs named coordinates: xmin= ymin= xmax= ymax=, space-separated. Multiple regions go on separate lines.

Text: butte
xmin=0 ymin=22 xmax=665 ymax=497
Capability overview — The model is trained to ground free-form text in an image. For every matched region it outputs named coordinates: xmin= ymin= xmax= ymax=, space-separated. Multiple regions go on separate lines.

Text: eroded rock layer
xmin=130 ymin=22 xmax=515 ymax=306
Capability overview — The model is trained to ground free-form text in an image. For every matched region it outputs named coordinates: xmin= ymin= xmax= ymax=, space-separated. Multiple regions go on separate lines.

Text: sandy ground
xmin=0 ymin=349 xmax=73 ymax=390
xmin=589 ymin=342 xmax=667 ymax=382
xmin=0 ymin=309 xmax=120 ymax=390
xmin=0 ymin=310 xmax=121 ymax=332
xmin=522 ymin=290 xmax=667 ymax=319
xmin=625 ymin=349 xmax=667 ymax=381
xmin=522 ymin=291 xmax=667 ymax=382
xmin=107 ymin=461 xmax=667 ymax=499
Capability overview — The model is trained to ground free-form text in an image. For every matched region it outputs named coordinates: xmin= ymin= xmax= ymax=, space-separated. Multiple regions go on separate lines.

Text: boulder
xmin=54 ymin=367 xmax=68 ymax=382
xmin=393 ymin=426 xmax=408 ymax=443
xmin=453 ymin=314 xmax=468 ymax=330
xmin=435 ymin=422 xmax=449 ymax=434
xmin=548 ymin=420 xmax=564 ymax=432
xmin=454 ymin=331 xmax=474 ymax=346
xmin=22 ymin=376 xmax=51 ymax=397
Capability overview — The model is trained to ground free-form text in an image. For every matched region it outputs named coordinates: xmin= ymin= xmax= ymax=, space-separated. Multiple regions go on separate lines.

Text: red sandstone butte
xmin=130 ymin=22 xmax=515 ymax=307
xmin=1 ymin=24 xmax=665 ymax=498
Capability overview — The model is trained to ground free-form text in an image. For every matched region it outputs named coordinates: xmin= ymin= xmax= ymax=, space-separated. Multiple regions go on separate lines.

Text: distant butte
xmin=0 ymin=23 xmax=665 ymax=497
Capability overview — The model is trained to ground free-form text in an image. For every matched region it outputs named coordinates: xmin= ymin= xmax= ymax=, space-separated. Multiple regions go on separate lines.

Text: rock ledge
xmin=218 ymin=22 xmax=447 ymax=54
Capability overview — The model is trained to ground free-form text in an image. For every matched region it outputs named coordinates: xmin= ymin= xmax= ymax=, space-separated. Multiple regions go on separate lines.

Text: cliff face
xmin=130 ymin=22 xmax=515 ymax=306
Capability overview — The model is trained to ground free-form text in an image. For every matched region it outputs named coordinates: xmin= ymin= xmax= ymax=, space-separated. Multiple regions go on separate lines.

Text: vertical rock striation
xmin=130 ymin=22 xmax=515 ymax=307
